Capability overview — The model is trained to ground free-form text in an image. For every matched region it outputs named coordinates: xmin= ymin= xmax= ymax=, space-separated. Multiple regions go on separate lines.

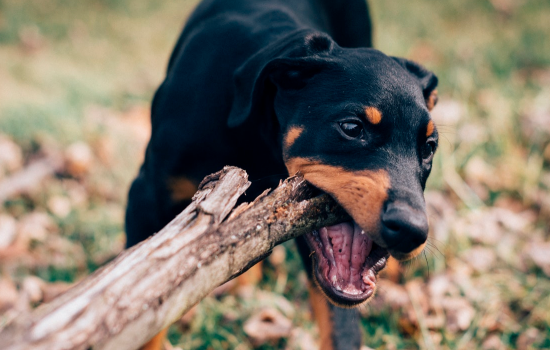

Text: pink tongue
xmin=319 ymin=222 xmax=373 ymax=294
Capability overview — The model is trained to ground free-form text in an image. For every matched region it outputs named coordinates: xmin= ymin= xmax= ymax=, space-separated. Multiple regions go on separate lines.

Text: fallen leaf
xmin=0 ymin=135 xmax=23 ymax=174
xmin=244 ymin=308 xmax=292 ymax=346
xmin=255 ymin=290 xmax=295 ymax=318
xmin=47 ymin=195 xmax=72 ymax=218
xmin=482 ymin=334 xmax=505 ymax=350
xmin=18 ymin=25 xmax=46 ymax=53
xmin=0 ymin=214 xmax=17 ymax=249
xmin=526 ymin=242 xmax=550 ymax=277
xmin=64 ymin=142 xmax=94 ymax=177
xmin=22 ymin=276 xmax=45 ymax=304
xmin=0 ymin=278 xmax=18 ymax=313
xmin=442 ymin=296 xmax=475 ymax=332
xmin=430 ymin=98 xmax=464 ymax=126
xmin=460 ymin=246 xmax=496 ymax=273
xmin=17 ymin=211 xmax=57 ymax=245
xmin=286 ymin=327 xmax=317 ymax=350
xmin=516 ymin=327 xmax=541 ymax=350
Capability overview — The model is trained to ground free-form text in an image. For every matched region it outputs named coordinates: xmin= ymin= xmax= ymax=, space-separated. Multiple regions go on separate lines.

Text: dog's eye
xmin=339 ymin=122 xmax=363 ymax=138
xmin=421 ymin=141 xmax=436 ymax=161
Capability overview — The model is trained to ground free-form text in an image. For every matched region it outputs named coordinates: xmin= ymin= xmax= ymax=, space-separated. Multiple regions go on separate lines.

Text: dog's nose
xmin=380 ymin=202 xmax=428 ymax=255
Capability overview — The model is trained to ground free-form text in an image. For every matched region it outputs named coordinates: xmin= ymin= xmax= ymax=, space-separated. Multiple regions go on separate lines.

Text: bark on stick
xmin=0 ymin=166 xmax=350 ymax=350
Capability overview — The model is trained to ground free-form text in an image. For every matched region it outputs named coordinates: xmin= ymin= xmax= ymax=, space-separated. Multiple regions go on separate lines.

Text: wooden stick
xmin=0 ymin=166 xmax=349 ymax=350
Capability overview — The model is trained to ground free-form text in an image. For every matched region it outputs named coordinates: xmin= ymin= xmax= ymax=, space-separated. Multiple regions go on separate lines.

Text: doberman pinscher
xmin=125 ymin=0 xmax=438 ymax=348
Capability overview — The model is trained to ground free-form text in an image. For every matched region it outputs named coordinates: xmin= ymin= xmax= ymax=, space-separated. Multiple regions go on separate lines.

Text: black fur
xmin=126 ymin=0 xmax=438 ymax=348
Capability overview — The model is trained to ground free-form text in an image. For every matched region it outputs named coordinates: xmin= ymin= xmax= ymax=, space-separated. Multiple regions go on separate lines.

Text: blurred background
xmin=0 ymin=0 xmax=549 ymax=349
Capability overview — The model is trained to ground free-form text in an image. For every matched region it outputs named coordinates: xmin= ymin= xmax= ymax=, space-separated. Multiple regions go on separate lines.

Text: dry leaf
xmin=64 ymin=142 xmax=93 ymax=177
xmin=442 ymin=297 xmax=475 ymax=332
xmin=0 ymin=214 xmax=17 ymax=249
xmin=286 ymin=327 xmax=317 ymax=350
xmin=21 ymin=276 xmax=45 ymax=304
xmin=17 ymin=211 xmax=57 ymax=245
xmin=460 ymin=247 xmax=496 ymax=273
xmin=526 ymin=242 xmax=550 ymax=277
xmin=0 ymin=135 xmax=23 ymax=174
xmin=244 ymin=308 xmax=292 ymax=346
xmin=18 ymin=25 xmax=45 ymax=53
xmin=482 ymin=334 xmax=505 ymax=350
xmin=255 ymin=290 xmax=295 ymax=318
xmin=516 ymin=327 xmax=540 ymax=350
xmin=0 ymin=278 xmax=18 ymax=313
xmin=47 ymin=195 xmax=72 ymax=218
xmin=430 ymin=98 xmax=464 ymax=126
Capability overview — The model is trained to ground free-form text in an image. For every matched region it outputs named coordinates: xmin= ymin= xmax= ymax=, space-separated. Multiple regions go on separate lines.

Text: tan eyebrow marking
xmin=426 ymin=120 xmax=435 ymax=137
xmin=426 ymin=90 xmax=438 ymax=111
xmin=283 ymin=126 xmax=304 ymax=150
xmin=364 ymin=106 xmax=382 ymax=125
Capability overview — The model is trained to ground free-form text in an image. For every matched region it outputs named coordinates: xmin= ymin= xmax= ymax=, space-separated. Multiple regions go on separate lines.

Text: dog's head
xmin=229 ymin=32 xmax=438 ymax=306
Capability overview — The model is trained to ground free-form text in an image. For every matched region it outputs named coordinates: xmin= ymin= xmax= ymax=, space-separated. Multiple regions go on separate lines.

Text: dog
xmin=125 ymin=0 xmax=439 ymax=349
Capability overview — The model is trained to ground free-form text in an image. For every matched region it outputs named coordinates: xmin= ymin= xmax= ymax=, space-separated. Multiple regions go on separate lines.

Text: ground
xmin=0 ymin=0 xmax=549 ymax=349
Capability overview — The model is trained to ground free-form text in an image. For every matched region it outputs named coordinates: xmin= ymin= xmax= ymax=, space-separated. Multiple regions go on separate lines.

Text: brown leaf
xmin=0 ymin=278 xmax=18 ymax=313
xmin=64 ymin=142 xmax=94 ymax=177
xmin=0 ymin=135 xmax=23 ymax=175
xmin=442 ymin=297 xmax=475 ymax=332
xmin=460 ymin=247 xmax=496 ymax=273
xmin=0 ymin=214 xmax=17 ymax=249
xmin=21 ymin=276 xmax=45 ymax=304
xmin=285 ymin=327 xmax=317 ymax=350
xmin=516 ymin=328 xmax=541 ymax=350
xmin=482 ymin=334 xmax=506 ymax=350
xmin=17 ymin=211 xmax=57 ymax=245
xmin=430 ymin=98 xmax=464 ymax=126
xmin=18 ymin=25 xmax=46 ymax=53
xmin=47 ymin=195 xmax=72 ymax=218
xmin=526 ymin=242 xmax=550 ymax=277
xmin=244 ymin=308 xmax=292 ymax=346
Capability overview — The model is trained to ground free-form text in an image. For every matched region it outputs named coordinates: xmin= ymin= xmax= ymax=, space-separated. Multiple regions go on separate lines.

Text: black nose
xmin=381 ymin=202 xmax=428 ymax=253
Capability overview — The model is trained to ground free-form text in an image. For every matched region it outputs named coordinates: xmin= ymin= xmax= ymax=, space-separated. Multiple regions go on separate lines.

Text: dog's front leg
xmin=309 ymin=285 xmax=362 ymax=350
xmin=296 ymin=236 xmax=363 ymax=350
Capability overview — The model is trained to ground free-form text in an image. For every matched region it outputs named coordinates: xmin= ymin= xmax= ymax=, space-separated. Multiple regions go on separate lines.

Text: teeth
xmin=362 ymin=269 xmax=376 ymax=288
xmin=310 ymin=222 xmax=383 ymax=296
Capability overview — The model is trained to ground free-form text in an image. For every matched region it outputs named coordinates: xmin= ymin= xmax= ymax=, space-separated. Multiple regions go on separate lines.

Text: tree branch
xmin=0 ymin=166 xmax=349 ymax=350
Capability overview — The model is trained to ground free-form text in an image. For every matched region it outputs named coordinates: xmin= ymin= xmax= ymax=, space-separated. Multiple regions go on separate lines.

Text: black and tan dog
xmin=126 ymin=0 xmax=439 ymax=348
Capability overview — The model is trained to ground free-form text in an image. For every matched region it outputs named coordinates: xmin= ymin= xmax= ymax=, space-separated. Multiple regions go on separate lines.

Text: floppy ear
xmin=392 ymin=57 xmax=439 ymax=111
xmin=228 ymin=32 xmax=334 ymax=128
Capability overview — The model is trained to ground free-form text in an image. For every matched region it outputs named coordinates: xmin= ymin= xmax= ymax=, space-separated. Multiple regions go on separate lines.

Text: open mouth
xmin=305 ymin=221 xmax=389 ymax=306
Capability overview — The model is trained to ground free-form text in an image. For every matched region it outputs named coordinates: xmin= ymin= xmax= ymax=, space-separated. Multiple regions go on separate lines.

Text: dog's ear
xmin=228 ymin=32 xmax=334 ymax=128
xmin=392 ymin=57 xmax=439 ymax=111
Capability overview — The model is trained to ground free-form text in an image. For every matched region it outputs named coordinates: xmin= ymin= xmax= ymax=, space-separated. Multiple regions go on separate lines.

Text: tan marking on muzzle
xmin=283 ymin=126 xmax=304 ymax=151
xmin=390 ymin=240 xmax=427 ymax=261
xmin=167 ymin=176 xmax=198 ymax=202
xmin=426 ymin=120 xmax=435 ymax=137
xmin=285 ymin=157 xmax=390 ymax=238
xmin=364 ymin=106 xmax=382 ymax=125
xmin=426 ymin=89 xmax=438 ymax=111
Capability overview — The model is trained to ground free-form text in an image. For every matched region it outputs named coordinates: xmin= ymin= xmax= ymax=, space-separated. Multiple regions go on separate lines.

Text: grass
xmin=1 ymin=0 xmax=549 ymax=349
